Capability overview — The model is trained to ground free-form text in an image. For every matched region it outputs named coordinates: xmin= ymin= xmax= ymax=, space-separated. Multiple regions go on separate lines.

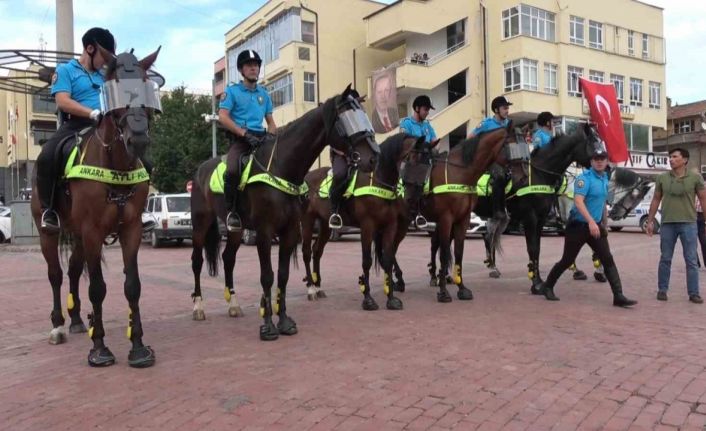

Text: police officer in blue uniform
xmin=218 ymin=49 xmax=276 ymax=232
xmin=399 ymin=95 xmax=437 ymax=143
xmin=36 ymin=28 xmax=116 ymax=232
xmin=539 ymin=147 xmax=637 ymax=307
xmin=532 ymin=111 xmax=554 ymax=150
xmin=469 ymin=96 xmax=512 ymax=138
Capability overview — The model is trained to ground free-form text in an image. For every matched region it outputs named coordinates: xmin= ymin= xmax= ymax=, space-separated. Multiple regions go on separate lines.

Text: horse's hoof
xmin=457 ymin=287 xmax=473 ymax=300
xmin=192 ymin=309 xmax=206 ymax=321
xmin=386 ymin=297 xmax=403 ymax=310
xmin=594 ymin=272 xmax=607 ymax=283
xmin=277 ymin=316 xmax=298 ymax=336
xmin=307 ymin=293 xmax=317 ymax=301
xmin=362 ymin=297 xmax=379 ymax=311
xmin=316 ymin=290 xmax=327 ymax=299
xmin=48 ymin=327 xmax=67 ymax=345
xmin=259 ymin=322 xmax=279 ymax=341
xmin=429 ymin=277 xmax=438 ymax=287
xmin=530 ymin=285 xmax=543 ymax=295
xmin=437 ymin=290 xmax=452 ymax=303
xmin=228 ymin=305 xmax=244 ymax=318
xmin=489 ymin=270 xmax=501 ymax=279
xmin=128 ymin=346 xmax=156 ymax=368
xmin=445 ymin=276 xmax=453 ymax=284
xmin=88 ymin=346 xmax=116 ymax=367
xmin=573 ymin=270 xmax=588 ymax=281
xmin=69 ymin=321 xmax=88 ymax=334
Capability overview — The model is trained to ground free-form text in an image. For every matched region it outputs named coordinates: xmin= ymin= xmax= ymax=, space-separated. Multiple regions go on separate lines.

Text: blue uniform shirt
xmin=532 ymin=128 xmax=552 ymax=149
xmin=51 ymin=59 xmax=104 ymax=110
xmin=570 ymin=167 xmax=609 ymax=224
xmin=399 ymin=116 xmax=437 ymax=143
xmin=472 ymin=116 xmax=509 ymax=136
xmin=219 ymin=82 xmax=273 ymax=132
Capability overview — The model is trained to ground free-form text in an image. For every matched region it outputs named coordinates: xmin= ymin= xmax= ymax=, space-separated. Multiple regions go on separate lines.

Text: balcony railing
xmin=389 ymin=41 xmax=466 ymax=69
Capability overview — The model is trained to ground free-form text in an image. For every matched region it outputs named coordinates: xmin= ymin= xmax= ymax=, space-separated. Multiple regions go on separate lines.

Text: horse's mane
xmin=377 ymin=133 xmax=409 ymax=173
xmin=275 ymin=94 xmax=338 ymax=139
xmin=532 ymin=131 xmax=583 ymax=161
xmin=456 ymin=129 xmax=505 ymax=165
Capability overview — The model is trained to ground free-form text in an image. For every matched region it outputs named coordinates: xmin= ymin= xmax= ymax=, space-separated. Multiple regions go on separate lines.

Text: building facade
xmin=653 ymin=100 xmax=706 ymax=176
xmin=224 ymin=0 xmax=667 ymax=161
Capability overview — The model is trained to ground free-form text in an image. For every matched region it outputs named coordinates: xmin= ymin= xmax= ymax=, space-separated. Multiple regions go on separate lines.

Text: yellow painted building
xmin=226 ymin=0 xmax=666 ymax=157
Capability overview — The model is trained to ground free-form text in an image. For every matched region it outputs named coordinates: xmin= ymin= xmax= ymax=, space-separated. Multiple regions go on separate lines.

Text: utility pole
xmin=202 ymin=79 xmax=219 ymax=158
xmin=56 ymin=0 xmax=74 ymax=56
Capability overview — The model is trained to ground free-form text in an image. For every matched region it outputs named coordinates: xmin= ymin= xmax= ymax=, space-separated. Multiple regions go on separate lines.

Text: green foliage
xmin=149 ymin=86 xmax=228 ymax=193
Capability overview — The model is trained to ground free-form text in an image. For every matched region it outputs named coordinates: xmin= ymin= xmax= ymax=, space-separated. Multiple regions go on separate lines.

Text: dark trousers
xmin=544 ymin=221 xmax=616 ymax=289
xmin=223 ymin=131 xmax=264 ymax=213
xmin=329 ymin=153 xmax=348 ymax=211
xmin=36 ymin=118 xmax=93 ymax=208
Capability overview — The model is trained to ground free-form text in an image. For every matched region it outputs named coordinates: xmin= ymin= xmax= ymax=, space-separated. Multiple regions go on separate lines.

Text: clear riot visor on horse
xmin=336 ymin=108 xmax=374 ymax=138
xmin=100 ymin=79 xmax=162 ymax=114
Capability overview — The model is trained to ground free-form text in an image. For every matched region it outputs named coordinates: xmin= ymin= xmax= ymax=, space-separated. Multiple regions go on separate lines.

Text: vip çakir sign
xmin=622 ymin=151 xmax=669 ymax=170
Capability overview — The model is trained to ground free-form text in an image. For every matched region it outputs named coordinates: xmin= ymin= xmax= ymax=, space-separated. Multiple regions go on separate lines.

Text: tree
xmin=149 ymin=86 xmax=228 ymax=193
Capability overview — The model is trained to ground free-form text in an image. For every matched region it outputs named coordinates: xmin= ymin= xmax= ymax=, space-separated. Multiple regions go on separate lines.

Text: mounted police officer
xmin=36 ymin=27 xmax=116 ymax=232
xmin=532 ymin=111 xmax=554 ymax=150
xmin=399 ymin=95 xmax=437 ymax=144
xmin=469 ymin=96 xmax=512 ymax=139
xmin=539 ymin=146 xmax=637 ymax=307
xmin=218 ymin=49 xmax=277 ymax=232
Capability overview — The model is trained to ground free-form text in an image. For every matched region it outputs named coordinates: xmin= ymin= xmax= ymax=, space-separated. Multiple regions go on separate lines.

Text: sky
xmin=0 ymin=0 xmax=704 ymax=104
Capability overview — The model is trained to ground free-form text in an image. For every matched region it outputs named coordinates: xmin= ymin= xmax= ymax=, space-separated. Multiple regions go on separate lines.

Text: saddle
xmin=57 ymin=127 xmax=93 ymax=183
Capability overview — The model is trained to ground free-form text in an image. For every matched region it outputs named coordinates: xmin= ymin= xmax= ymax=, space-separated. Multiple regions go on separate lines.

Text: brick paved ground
xmin=1 ymin=231 xmax=706 ymax=430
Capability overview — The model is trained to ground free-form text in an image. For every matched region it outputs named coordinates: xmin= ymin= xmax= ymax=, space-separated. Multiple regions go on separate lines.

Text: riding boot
xmin=328 ymin=178 xmax=345 ymax=230
xmin=37 ymin=169 xmax=60 ymax=233
xmin=604 ymin=265 xmax=637 ymax=307
xmin=223 ymin=172 xmax=242 ymax=232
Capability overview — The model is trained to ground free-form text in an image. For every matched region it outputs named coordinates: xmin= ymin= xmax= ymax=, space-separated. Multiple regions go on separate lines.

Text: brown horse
xmin=413 ymin=127 xmax=511 ymax=303
xmin=300 ymin=134 xmax=429 ymax=310
xmin=31 ymin=46 xmax=161 ymax=367
xmin=189 ymin=85 xmax=379 ymax=340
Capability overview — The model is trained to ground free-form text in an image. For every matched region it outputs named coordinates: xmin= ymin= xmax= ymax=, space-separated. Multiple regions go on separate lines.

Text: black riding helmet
xmin=237 ymin=50 xmax=263 ymax=70
xmin=537 ymin=111 xmax=554 ymax=127
xmin=413 ymin=95 xmax=435 ymax=110
xmin=491 ymin=96 xmax=512 ymax=113
xmin=82 ymin=28 xmax=115 ymax=71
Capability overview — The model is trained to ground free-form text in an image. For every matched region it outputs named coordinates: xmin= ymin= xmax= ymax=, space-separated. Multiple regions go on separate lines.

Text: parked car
xmin=413 ymin=212 xmax=486 ymax=237
xmin=143 ymin=193 xmax=192 ymax=247
xmin=608 ymin=184 xmax=661 ymax=233
xmin=0 ymin=206 xmax=10 ymax=242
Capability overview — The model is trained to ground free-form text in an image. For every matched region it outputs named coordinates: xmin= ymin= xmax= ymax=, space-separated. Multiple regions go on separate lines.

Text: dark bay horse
xmin=300 ymin=134 xmax=428 ymax=311
xmin=189 ymin=85 xmax=379 ymax=340
xmin=476 ymin=123 xmax=604 ymax=293
xmin=31 ymin=46 xmax=161 ymax=367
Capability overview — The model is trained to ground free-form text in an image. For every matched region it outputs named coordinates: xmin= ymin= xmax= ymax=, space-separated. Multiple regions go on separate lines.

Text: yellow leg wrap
xmin=259 ymin=307 xmax=265 ymax=318
xmin=593 ymin=259 xmax=601 ymax=269
xmin=359 ymin=283 xmax=366 ymax=293
xmin=274 ymin=288 xmax=281 ymax=314
xmin=527 ymin=271 xmax=534 ymax=280
xmin=126 ymin=310 xmax=133 ymax=340
xmin=569 ymin=263 xmax=577 ymax=271
xmin=453 ymin=264 xmax=462 ymax=285
xmin=88 ymin=326 xmax=94 ymax=339
xmin=67 ymin=293 xmax=75 ymax=311
xmin=383 ymin=274 xmax=390 ymax=295
xmin=312 ymin=272 xmax=319 ymax=284
xmin=224 ymin=287 xmax=231 ymax=302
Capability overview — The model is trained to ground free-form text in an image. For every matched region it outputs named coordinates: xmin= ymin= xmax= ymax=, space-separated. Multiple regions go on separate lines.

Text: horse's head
xmin=98 ymin=45 xmax=162 ymax=160
xmin=399 ymin=136 xmax=432 ymax=203
xmin=329 ymin=84 xmax=379 ymax=173
xmin=607 ymin=168 xmax=652 ymax=220
xmin=573 ymin=122 xmax=605 ymax=168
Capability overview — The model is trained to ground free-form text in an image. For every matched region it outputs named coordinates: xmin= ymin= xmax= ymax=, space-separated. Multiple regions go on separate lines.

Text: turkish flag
xmin=579 ymin=78 xmax=629 ymax=163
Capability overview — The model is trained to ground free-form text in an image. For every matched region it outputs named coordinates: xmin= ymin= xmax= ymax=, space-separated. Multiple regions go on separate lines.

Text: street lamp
xmin=203 ymin=77 xmax=219 ymax=158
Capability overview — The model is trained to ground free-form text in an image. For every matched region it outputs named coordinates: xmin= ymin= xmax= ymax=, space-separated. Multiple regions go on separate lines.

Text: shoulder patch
xmin=51 ymin=73 xmax=57 ymax=84
xmin=576 ymin=179 xmax=585 ymax=188
xmin=257 ymin=95 xmax=264 ymax=105
xmin=220 ymin=92 xmax=226 ymax=101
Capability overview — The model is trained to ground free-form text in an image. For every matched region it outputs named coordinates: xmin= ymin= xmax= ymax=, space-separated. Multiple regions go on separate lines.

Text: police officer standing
xmin=218 ymin=50 xmax=277 ymax=232
xmin=539 ymin=147 xmax=637 ymax=307
xmin=36 ymin=28 xmax=116 ymax=232
xmin=532 ymin=111 xmax=554 ymax=150
xmin=469 ymin=96 xmax=512 ymax=138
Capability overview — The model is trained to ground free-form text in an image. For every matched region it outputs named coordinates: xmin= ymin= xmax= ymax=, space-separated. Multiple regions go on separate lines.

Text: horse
xmin=31 ymin=46 xmax=162 ymax=367
xmin=188 ymin=85 xmax=379 ymax=340
xmin=476 ymin=123 xmax=607 ymax=293
xmin=300 ymin=134 xmax=429 ymax=310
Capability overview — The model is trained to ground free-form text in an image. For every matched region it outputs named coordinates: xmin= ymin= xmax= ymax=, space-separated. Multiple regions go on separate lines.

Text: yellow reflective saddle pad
xmin=209 ymin=156 xmax=308 ymax=196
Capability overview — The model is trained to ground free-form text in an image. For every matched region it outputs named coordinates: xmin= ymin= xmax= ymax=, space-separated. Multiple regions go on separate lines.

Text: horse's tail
xmin=372 ymin=232 xmax=383 ymax=275
xmin=487 ymin=167 xmax=510 ymax=258
xmin=204 ymin=219 xmax=221 ymax=277
xmin=59 ymin=231 xmax=74 ymax=270
xmin=290 ymin=239 xmax=299 ymax=270
xmin=486 ymin=214 xmax=508 ymax=257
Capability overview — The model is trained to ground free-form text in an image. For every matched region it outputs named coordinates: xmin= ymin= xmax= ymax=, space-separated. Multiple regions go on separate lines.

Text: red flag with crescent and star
xmin=579 ymin=77 xmax=629 ymax=163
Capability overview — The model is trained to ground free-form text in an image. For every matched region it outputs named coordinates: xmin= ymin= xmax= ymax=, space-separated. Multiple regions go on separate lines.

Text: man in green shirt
xmin=646 ymin=148 xmax=706 ymax=303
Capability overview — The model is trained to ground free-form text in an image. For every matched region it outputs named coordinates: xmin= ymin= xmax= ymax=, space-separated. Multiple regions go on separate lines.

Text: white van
xmin=144 ymin=193 xmax=192 ymax=247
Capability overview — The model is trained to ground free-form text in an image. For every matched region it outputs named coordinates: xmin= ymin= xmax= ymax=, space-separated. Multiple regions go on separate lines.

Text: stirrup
xmin=40 ymin=209 xmax=60 ymax=232
xmin=328 ymin=213 xmax=343 ymax=230
xmin=414 ymin=214 xmax=428 ymax=229
xmin=226 ymin=212 xmax=242 ymax=232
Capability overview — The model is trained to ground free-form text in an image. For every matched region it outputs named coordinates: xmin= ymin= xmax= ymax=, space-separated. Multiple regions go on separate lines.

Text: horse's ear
xmin=430 ymin=138 xmax=441 ymax=148
xmin=139 ymin=46 xmax=162 ymax=73
xmin=96 ymin=43 xmax=117 ymax=67
xmin=343 ymin=83 xmax=352 ymax=98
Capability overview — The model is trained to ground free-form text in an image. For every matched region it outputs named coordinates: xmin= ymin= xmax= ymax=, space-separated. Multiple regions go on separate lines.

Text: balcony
xmin=391 ymin=42 xmax=468 ymax=91
xmin=262 ymin=41 xmax=315 ymax=83
xmin=365 ymin=0 xmax=463 ymax=50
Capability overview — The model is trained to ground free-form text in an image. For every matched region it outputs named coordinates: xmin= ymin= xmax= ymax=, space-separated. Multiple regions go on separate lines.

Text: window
xmin=154 ymin=198 xmax=162 ymax=213
xmin=304 ymin=72 xmax=316 ymax=103
xmin=570 ymin=16 xmax=584 ymax=45
xmin=589 ymin=20 xmax=603 ymax=49
xmin=611 ymin=74 xmax=625 ymax=103
xmin=629 ymin=78 xmax=643 ymax=107
xmin=628 ymin=30 xmax=635 ymax=56
xmin=649 ymin=81 xmax=661 ymax=109
xmin=623 ymin=123 xmax=649 ymax=151
xmin=147 ymin=198 xmax=153 ymax=212
xmin=642 ymin=33 xmax=649 ymax=59
xmin=502 ymin=5 xmax=555 ymax=42
xmin=298 ymin=47 xmax=310 ymax=61
xmin=166 ymin=197 xmax=190 ymax=212
xmin=32 ymin=94 xmax=56 ymax=114
xmin=504 ymin=58 xmax=538 ymax=92
xmin=674 ymin=120 xmax=694 ymax=134
xmin=302 ymin=21 xmax=315 ymax=44
xmin=567 ymin=66 xmax=583 ymax=97
xmin=588 ymin=70 xmax=604 ymax=83
xmin=266 ymin=74 xmax=293 ymax=108
xmin=544 ymin=63 xmax=558 ymax=94
xmin=446 ymin=20 xmax=466 ymax=51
